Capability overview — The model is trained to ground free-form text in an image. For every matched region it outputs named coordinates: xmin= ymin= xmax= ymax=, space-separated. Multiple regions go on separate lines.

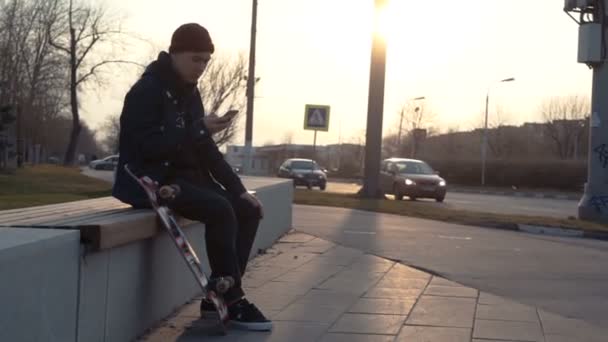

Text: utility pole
xmin=243 ymin=0 xmax=258 ymax=175
xmin=565 ymin=0 xmax=608 ymax=223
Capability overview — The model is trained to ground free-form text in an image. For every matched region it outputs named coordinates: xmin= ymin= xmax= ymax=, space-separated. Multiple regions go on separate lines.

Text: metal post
xmin=313 ymin=130 xmax=318 ymax=156
xmin=243 ymin=0 xmax=258 ymax=175
xmin=361 ymin=0 xmax=388 ymax=198
xmin=397 ymin=108 xmax=404 ymax=147
xmin=481 ymin=91 xmax=489 ymax=186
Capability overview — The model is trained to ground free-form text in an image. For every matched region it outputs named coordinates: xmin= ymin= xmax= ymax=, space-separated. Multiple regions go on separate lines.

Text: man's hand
xmin=202 ymin=113 xmax=231 ymax=134
xmin=240 ymin=191 xmax=264 ymax=219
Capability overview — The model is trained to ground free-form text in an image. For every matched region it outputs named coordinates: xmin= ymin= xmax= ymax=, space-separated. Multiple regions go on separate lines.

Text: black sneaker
xmin=228 ymin=298 xmax=273 ymax=331
xmin=200 ymin=298 xmax=218 ymax=319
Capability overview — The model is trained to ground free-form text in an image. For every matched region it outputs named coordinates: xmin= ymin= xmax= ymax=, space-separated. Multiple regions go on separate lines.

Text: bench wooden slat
xmin=1 ymin=202 xmax=128 ymax=226
xmin=46 ymin=208 xmax=132 ymax=226
xmin=0 ymin=198 xmax=121 ymax=222
xmin=0 ymin=197 xmax=118 ymax=216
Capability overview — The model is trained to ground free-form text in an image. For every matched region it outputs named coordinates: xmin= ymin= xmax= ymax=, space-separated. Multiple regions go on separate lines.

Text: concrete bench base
xmin=0 ymin=177 xmax=293 ymax=342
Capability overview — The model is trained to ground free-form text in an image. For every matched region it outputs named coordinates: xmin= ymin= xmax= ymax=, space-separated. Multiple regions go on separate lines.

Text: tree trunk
xmin=63 ymin=23 xmax=80 ymax=165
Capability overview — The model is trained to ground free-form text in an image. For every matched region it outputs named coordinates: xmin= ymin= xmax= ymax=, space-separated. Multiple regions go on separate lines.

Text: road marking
xmin=344 ymin=230 xmax=377 ymax=235
xmin=438 ymin=235 xmax=472 ymax=241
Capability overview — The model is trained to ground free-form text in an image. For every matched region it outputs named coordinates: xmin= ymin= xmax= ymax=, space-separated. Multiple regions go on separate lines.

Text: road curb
xmin=515 ymin=224 xmax=608 ymax=241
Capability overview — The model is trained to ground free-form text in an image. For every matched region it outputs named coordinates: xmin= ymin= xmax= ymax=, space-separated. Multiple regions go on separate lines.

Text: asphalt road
xmin=293 ymin=204 xmax=608 ymax=332
xmin=324 ymin=181 xmax=578 ymax=219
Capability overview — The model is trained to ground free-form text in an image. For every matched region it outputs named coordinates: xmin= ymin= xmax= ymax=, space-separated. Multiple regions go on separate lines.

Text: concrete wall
xmin=0 ymin=228 xmax=80 ymax=342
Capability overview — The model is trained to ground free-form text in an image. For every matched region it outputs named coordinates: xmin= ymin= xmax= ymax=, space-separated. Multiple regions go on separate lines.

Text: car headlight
xmin=295 ymin=174 xmax=304 ymax=178
xmin=439 ymin=180 xmax=446 ymax=187
xmin=405 ymin=179 xmax=415 ymax=186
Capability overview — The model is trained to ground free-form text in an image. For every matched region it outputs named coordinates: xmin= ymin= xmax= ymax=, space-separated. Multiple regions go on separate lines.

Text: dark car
xmin=278 ymin=158 xmax=327 ymax=190
xmin=379 ymin=158 xmax=447 ymax=202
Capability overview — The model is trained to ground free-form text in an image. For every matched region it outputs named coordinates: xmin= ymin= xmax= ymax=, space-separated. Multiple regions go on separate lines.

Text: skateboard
xmin=124 ymin=164 xmax=233 ymax=334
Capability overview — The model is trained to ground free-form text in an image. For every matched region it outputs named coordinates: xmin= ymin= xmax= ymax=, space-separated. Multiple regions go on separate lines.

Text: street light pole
xmin=243 ymin=0 xmax=258 ymax=175
xmin=361 ymin=0 xmax=389 ymax=198
xmin=481 ymin=77 xmax=514 ymax=186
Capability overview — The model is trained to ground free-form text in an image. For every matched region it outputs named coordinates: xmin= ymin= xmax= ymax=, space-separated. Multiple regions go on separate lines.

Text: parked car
xmin=89 ymin=155 xmax=119 ymax=170
xmin=277 ymin=158 xmax=327 ymax=190
xmin=379 ymin=158 xmax=447 ymax=202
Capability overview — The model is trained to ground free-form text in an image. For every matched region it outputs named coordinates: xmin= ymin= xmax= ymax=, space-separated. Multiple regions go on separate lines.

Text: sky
xmin=84 ymin=0 xmax=593 ymax=147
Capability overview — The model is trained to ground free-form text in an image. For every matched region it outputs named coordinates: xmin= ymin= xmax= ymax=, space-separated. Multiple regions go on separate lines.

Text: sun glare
xmin=374 ymin=0 xmax=392 ymax=39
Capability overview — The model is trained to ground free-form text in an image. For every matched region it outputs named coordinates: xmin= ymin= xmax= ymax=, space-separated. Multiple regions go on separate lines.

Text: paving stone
xmin=317 ymin=273 xmax=383 ymax=294
xmin=473 ymin=319 xmax=543 ymax=341
xmin=233 ymin=321 xmax=330 ymax=342
xmin=374 ymin=277 xmax=430 ymax=290
xmin=245 ymin=292 xmax=301 ymax=312
xmin=429 ymin=277 xmax=467 ymax=287
xmin=396 ymin=326 xmax=471 ymax=342
xmin=318 ymin=333 xmax=396 ymax=342
xmin=267 ymin=251 xmax=319 ymax=268
xmin=274 ymin=302 xmax=345 ymax=323
xmin=406 ymin=296 xmax=476 ymax=328
xmin=476 ymin=302 xmax=539 ymax=322
xmin=364 ymin=287 xmax=424 ymax=299
xmin=322 ymin=245 xmax=365 ymax=258
xmin=294 ymin=289 xmax=361 ymax=310
xmin=424 ymin=285 xmax=478 ymax=298
xmin=384 ymin=264 xmax=432 ymax=280
xmin=329 ymin=313 xmax=406 ymax=335
xmin=295 ymin=243 xmax=336 ymax=254
xmin=278 ymin=233 xmax=316 ymax=243
xmin=248 ymin=280 xmax=312 ymax=296
xmin=348 ymin=298 xmax=416 ymax=315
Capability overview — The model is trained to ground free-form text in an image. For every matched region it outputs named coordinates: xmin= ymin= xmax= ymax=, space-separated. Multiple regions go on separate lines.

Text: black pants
xmin=167 ymin=177 xmax=260 ymax=303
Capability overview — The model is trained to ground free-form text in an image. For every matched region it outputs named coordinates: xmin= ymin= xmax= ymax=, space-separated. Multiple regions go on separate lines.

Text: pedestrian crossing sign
xmin=304 ymin=104 xmax=330 ymax=132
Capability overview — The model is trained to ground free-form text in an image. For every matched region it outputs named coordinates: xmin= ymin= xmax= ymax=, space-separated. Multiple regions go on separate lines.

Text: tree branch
xmin=76 ymin=59 xmax=144 ymax=85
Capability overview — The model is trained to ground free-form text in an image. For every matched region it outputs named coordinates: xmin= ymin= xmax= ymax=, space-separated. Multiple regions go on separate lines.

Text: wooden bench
xmin=0 ymin=196 xmax=197 ymax=252
xmin=0 ymin=177 xmax=293 ymax=342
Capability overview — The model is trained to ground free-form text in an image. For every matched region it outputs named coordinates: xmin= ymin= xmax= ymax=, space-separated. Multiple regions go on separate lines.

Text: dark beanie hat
xmin=169 ymin=23 xmax=215 ymax=54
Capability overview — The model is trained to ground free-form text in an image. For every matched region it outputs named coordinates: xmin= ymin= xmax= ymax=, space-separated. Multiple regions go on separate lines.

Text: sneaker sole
xmin=230 ymin=320 xmax=273 ymax=331
xmin=201 ymin=310 xmax=219 ymax=320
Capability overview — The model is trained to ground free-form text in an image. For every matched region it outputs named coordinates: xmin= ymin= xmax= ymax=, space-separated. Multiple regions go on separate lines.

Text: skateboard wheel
xmin=159 ymin=185 xmax=180 ymax=199
xmin=215 ymin=276 xmax=235 ymax=294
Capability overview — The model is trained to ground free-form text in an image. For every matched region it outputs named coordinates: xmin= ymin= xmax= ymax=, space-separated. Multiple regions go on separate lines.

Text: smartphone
xmin=221 ymin=110 xmax=239 ymax=122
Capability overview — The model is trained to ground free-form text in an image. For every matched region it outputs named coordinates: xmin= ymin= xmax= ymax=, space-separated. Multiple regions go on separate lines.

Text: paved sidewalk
xmin=138 ymin=232 xmax=606 ymax=342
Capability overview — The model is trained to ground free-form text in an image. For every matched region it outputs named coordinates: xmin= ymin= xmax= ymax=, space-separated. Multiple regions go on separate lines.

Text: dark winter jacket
xmin=112 ymin=51 xmax=246 ymax=208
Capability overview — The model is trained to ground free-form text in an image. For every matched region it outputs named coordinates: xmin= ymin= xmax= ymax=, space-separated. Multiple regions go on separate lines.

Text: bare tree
xmin=541 ymin=95 xmax=589 ymax=160
xmin=198 ymin=54 xmax=250 ymax=147
xmin=46 ymin=0 xmax=140 ymax=165
xmin=99 ymin=114 xmax=119 ymax=154
xmin=0 ymin=0 xmax=69 ymax=168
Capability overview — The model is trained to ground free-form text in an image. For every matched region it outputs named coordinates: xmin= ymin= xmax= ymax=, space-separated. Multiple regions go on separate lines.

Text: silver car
xmin=379 ymin=158 xmax=447 ymax=202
